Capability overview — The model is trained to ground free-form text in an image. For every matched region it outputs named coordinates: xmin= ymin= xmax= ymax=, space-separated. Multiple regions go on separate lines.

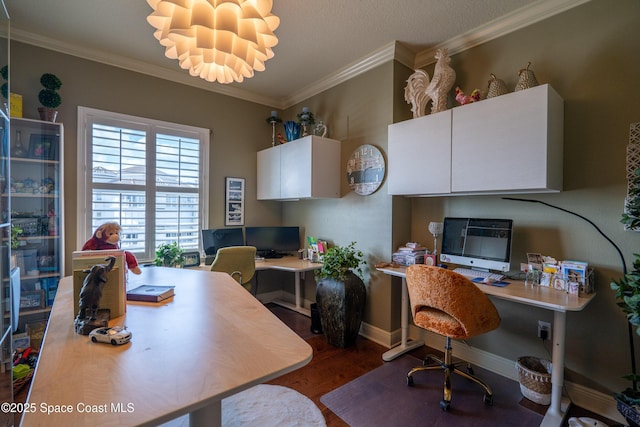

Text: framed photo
xmin=182 ymin=251 xmax=201 ymax=268
xmin=28 ymin=134 xmax=57 ymax=160
xmin=20 ymin=290 xmax=46 ymax=311
xmin=225 ymin=177 xmax=245 ymax=226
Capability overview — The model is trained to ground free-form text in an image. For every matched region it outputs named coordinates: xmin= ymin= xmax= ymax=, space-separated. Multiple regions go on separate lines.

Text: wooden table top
xmin=377 ymin=265 xmax=595 ymax=312
xmin=21 ymin=267 xmax=312 ymax=427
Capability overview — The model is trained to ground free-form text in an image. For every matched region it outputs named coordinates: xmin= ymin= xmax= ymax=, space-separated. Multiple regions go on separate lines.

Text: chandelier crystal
xmin=147 ymin=0 xmax=280 ymax=84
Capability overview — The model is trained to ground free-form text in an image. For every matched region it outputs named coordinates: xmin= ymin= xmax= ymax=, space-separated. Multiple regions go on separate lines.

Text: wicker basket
xmin=13 ymin=368 xmax=34 ymax=394
xmin=516 ymin=356 xmax=552 ymax=405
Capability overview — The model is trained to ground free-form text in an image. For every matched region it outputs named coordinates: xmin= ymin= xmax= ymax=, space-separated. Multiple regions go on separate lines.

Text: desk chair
xmin=210 ymin=246 xmax=257 ymax=293
xmin=405 ymin=264 xmax=501 ymax=411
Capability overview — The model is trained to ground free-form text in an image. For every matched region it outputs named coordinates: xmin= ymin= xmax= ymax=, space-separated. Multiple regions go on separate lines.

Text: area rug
xmin=223 ymin=384 xmax=326 ymax=426
xmin=321 ymin=354 xmax=543 ymax=427
xmin=160 ymin=384 xmax=326 ymax=427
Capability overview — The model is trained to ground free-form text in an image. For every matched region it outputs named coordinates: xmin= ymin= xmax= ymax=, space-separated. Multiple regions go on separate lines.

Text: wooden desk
xmin=21 ymin=267 xmax=312 ymax=427
xmin=377 ymin=265 xmax=595 ymax=427
xmin=198 ymin=257 xmax=322 ymax=316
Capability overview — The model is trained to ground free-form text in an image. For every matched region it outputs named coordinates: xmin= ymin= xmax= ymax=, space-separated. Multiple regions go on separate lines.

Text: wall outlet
xmin=538 ymin=320 xmax=551 ymax=340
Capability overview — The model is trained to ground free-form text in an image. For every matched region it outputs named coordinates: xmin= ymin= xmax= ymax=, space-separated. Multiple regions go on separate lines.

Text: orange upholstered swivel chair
xmin=405 ymin=264 xmax=501 ymax=411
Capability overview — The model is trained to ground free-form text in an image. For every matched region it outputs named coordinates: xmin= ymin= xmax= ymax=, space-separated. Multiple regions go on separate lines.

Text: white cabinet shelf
xmin=257 ymin=135 xmax=341 ymax=200
xmin=388 ymin=84 xmax=564 ymax=196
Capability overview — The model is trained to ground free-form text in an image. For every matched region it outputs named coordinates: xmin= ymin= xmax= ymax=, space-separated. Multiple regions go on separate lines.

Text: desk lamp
xmin=428 ymin=221 xmax=443 ymax=255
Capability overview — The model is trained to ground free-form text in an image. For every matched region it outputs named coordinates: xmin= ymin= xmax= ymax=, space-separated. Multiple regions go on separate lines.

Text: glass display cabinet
xmin=7 ymin=118 xmax=64 ymax=328
xmin=0 ymin=0 xmax=12 ymax=423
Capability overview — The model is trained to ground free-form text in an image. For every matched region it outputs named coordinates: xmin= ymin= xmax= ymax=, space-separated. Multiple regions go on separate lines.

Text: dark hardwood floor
xmin=265 ymin=304 xmax=619 ymax=427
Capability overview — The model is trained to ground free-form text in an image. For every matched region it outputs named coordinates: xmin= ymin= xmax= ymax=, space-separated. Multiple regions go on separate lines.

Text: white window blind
xmin=78 ymin=107 xmax=209 ymax=262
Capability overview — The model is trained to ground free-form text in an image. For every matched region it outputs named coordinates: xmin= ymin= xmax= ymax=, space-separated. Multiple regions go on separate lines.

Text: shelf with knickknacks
xmin=266 ymin=110 xmax=282 ymax=147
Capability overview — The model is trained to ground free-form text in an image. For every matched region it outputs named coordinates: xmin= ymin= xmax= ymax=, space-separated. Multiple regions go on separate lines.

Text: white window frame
xmin=77 ymin=106 xmax=210 ymax=262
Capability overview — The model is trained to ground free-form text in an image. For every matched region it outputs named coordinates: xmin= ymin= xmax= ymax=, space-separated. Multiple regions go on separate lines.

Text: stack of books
xmin=392 ymin=242 xmax=427 ymax=266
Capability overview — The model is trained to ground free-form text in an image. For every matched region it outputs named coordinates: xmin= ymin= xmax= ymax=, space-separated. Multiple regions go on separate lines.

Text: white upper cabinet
xmin=388 ymin=84 xmax=564 ymax=196
xmin=451 ymin=84 xmax=563 ymax=194
xmin=257 ymin=144 xmax=282 ymax=200
xmin=388 ymin=110 xmax=452 ymax=195
xmin=257 ymin=135 xmax=341 ymax=200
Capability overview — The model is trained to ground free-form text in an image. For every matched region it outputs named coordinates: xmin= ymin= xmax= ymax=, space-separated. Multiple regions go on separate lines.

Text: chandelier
xmin=147 ymin=0 xmax=280 ymax=84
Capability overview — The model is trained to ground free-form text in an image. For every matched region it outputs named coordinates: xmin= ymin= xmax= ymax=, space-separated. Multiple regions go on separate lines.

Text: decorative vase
xmin=38 ymin=107 xmax=58 ymax=122
xmin=316 ymin=270 xmax=366 ymax=348
xmin=284 ymin=121 xmax=300 ymax=142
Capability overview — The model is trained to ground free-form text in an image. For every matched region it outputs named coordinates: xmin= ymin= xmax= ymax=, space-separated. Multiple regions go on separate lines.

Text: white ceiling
xmin=4 ymin=0 xmax=588 ymax=108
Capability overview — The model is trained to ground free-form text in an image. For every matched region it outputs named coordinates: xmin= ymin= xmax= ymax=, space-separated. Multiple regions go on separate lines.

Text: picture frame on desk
xmin=182 ymin=251 xmax=201 ymax=268
xmin=225 ymin=176 xmax=245 ymax=226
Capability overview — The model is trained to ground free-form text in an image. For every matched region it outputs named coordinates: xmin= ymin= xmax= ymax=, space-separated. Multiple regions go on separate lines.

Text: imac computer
xmin=439 ymin=217 xmax=513 ymax=275
xmin=245 ymin=226 xmax=300 ymax=258
xmin=201 ymin=228 xmax=244 ymax=265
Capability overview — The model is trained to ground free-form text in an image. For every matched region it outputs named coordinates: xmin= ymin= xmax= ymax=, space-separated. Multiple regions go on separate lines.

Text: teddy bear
xmin=81 ymin=221 xmax=141 ymax=274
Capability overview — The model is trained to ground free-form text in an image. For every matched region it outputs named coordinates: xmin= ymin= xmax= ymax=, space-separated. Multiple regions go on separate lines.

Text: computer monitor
xmin=439 ymin=217 xmax=513 ymax=273
xmin=245 ymin=226 xmax=300 ymax=258
xmin=201 ymin=228 xmax=244 ymax=256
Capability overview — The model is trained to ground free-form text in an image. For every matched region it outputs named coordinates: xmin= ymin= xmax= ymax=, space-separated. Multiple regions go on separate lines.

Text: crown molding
xmin=10 ymin=27 xmax=278 ymax=108
xmin=281 ymin=41 xmax=399 ymax=108
xmin=10 ymin=0 xmax=590 ymax=109
xmin=414 ymin=0 xmax=593 ymax=68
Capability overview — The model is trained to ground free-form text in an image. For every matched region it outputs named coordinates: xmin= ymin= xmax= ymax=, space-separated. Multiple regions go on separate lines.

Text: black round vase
xmin=316 ymin=271 xmax=366 ymax=348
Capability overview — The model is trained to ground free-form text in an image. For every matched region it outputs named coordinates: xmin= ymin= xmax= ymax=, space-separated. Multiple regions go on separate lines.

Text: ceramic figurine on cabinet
xmin=487 ymin=73 xmax=509 ymax=98
xmin=404 ymin=48 xmax=456 ymax=116
xmin=515 ymin=62 xmax=539 ymax=91
xmin=314 ymin=120 xmax=328 ymax=137
xmin=404 ymin=69 xmax=431 ymax=118
xmin=425 ymin=48 xmax=456 ymax=114
xmin=455 ymin=87 xmax=481 ymax=105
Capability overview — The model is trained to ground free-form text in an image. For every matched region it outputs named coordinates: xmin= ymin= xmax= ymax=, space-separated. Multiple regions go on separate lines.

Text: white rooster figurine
xmin=426 ymin=48 xmax=456 ymax=114
xmin=404 ymin=69 xmax=431 ymax=118
xmin=404 ymin=48 xmax=456 ymax=117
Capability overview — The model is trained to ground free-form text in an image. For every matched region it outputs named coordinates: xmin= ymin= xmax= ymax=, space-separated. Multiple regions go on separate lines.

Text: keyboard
xmin=453 ymin=268 xmax=505 ymax=282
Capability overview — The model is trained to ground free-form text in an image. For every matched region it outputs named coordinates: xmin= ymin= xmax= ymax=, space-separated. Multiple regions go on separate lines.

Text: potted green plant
xmin=611 ymin=167 xmax=640 ymax=426
xmin=611 ymin=254 xmax=640 ymax=427
xmin=10 ymin=223 xmax=23 ymax=249
xmin=154 ymin=242 xmax=185 ymax=267
xmin=315 ymin=242 xmax=366 ymax=348
xmin=38 ymin=73 xmax=62 ymax=122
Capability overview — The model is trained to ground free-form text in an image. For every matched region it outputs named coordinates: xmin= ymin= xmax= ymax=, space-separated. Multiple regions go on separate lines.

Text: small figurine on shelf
xmin=455 ymin=87 xmax=481 ymax=105
xmin=47 ymin=206 xmax=56 ymax=236
xmin=297 ymin=107 xmax=315 ymax=137
xmin=265 ymin=110 xmax=282 ymax=147
xmin=81 ymin=221 xmax=141 ymax=274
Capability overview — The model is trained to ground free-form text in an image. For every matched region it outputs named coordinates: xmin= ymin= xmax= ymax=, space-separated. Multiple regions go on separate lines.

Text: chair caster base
xmin=440 ymin=400 xmax=450 ymax=411
xmin=483 ymin=393 xmax=493 ymax=406
xmin=407 ymin=375 xmax=414 ymax=386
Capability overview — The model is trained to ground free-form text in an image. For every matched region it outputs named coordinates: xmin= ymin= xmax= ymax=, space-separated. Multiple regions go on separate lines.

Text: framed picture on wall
xmin=225 ymin=177 xmax=245 ymax=226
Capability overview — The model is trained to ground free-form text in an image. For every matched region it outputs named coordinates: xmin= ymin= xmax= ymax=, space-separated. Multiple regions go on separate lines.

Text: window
xmin=78 ymin=107 xmax=209 ymax=262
